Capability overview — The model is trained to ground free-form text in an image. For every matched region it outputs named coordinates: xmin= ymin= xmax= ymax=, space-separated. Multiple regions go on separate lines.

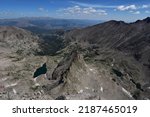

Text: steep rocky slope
xmin=0 ymin=27 xmax=59 ymax=99
xmin=61 ymin=17 xmax=150 ymax=99
xmin=46 ymin=48 xmax=132 ymax=100
xmin=64 ymin=17 xmax=150 ymax=53
xmin=0 ymin=26 xmax=42 ymax=55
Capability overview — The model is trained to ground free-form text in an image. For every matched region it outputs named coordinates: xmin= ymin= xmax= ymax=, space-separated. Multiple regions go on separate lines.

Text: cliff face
xmin=52 ymin=50 xmax=78 ymax=81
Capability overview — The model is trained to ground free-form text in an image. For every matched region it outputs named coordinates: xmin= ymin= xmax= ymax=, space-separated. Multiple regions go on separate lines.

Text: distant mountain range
xmin=0 ymin=17 xmax=101 ymax=30
xmin=65 ymin=17 xmax=150 ymax=59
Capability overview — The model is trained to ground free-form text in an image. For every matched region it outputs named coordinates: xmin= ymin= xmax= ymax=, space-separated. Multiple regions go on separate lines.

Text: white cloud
xmin=38 ymin=8 xmax=44 ymax=11
xmin=132 ymin=11 xmax=140 ymax=14
xmin=38 ymin=7 xmax=48 ymax=12
xmin=83 ymin=7 xmax=97 ymax=14
xmin=115 ymin=4 xmax=150 ymax=15
xmin=129 ymin=10 xmax=140 ymax=14
xmin=71 ymin=1 xmax=150 ymax=11
xmin=117 ymin=5 xmax=137 ymax=11
xmin=70 ymin=1 xmax=116 ymax=8
xmin=59 ymin=6 xmax=107 ymax=16
xmin=142 ymin=5 xmax=149 ymax=8
xmin=60 ymin=6 xmax=81 ymax=14
xmin=145 ymin=10 xmax=150 ymax=13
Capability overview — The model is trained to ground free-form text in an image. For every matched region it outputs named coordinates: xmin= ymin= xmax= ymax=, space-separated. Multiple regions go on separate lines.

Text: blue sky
xmin=0 ymin=0 xmax=150 ymax=21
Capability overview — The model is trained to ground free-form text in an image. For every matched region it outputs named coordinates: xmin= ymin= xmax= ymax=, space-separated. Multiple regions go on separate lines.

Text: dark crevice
xmin=130 ymin=79 xmax=144 ymax=91
xmin=55 ymin=95 xmax=66 ymax=100
xmin=112 ymin=68 xmax=123 ymax=77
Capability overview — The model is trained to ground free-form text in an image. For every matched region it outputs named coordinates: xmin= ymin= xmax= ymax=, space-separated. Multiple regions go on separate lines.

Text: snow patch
xmin=13 ymin=88 xmax=17 ymax=94
xmin=5 ymin=82 xmax=18 ymax=88
xmin=100 ymin=87 xmax=104 ymax=92
xmin=1 ymin=77 xmax=8 ymax=81
xmin=147 ymin=87 xmax=150 ymax=89
xmin=89 ymin=68 xmax=94 ymax=71
xmin=78 ymin=89 xmax=83 ymax=94
xmin=122 ymin=87 xmax=132 ymax=98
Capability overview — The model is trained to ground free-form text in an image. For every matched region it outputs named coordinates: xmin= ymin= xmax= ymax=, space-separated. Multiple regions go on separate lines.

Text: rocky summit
xmin=0 ymin=17 xmax=150 ymax=100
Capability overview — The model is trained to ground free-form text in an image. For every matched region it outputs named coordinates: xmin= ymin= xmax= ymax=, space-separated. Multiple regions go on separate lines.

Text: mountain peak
xmin=135 ymin=17 xmax=150 ymax=23
xmin=143 ymin=17 xmax=150 ymax=23
xmin=106 ymin=20 xmax=126 ymax=25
